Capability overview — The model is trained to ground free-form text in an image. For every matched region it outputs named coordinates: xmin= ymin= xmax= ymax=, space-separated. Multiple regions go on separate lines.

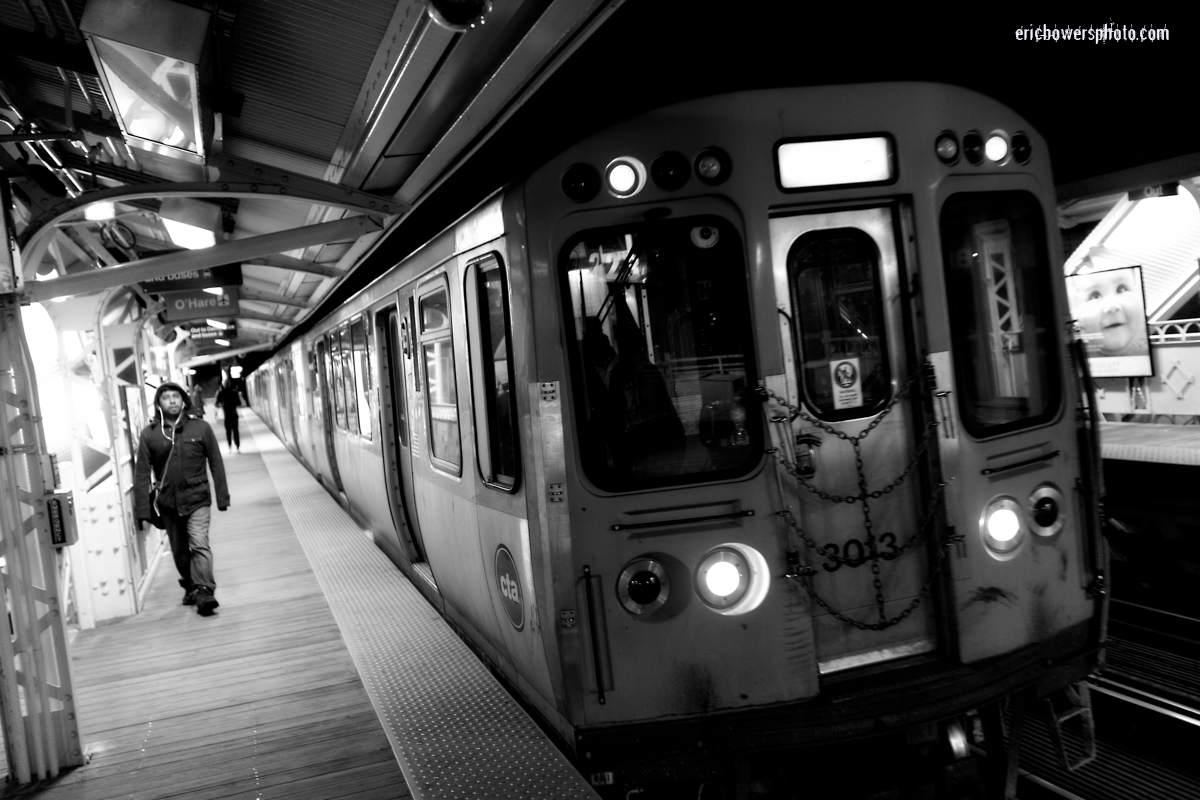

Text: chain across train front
xmin=765 ymin=366 xmax=962 ymax=631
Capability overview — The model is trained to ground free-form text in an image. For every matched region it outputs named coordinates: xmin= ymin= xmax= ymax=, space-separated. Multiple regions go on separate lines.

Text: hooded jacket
xmin=134 ymin=381 xmax=229 ymax=519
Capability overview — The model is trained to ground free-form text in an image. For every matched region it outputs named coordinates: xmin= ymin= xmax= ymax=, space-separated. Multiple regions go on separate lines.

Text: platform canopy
xmin=1 ymin=0 xmax=620 ymax=368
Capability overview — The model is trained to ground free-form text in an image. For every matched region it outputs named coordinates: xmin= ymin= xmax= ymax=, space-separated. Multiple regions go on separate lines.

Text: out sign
xmin=494 ymin=545 xmax=524 ymax=630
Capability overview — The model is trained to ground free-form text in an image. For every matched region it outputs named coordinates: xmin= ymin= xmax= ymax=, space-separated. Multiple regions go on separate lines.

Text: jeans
xmin=160 ymin=504 xmax=215 ymax=591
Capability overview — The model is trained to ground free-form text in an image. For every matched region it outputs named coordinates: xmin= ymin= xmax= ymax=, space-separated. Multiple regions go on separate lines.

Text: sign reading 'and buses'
xmin=141 ymin=264 xmax=242 ymax=293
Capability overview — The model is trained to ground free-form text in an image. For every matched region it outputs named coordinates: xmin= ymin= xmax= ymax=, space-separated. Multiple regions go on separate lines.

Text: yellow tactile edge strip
xmin=247 ymin=415 xmax=597 ymax=800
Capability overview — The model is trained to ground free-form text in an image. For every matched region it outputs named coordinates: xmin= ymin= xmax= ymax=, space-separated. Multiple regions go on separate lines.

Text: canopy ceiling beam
xmin=19 ymin=181 xmax=397 ymax=277
xmin=243 ymin=255 xmax=343 ymax=278
xmin=240 ymin=289 xmax=311 ymax=309
xmin=23 ymin=215 xmax=382 ymax=302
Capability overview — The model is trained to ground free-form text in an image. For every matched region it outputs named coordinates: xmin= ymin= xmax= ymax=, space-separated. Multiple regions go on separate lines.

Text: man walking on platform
xmin=134 ymin=382 xmax=228 ymax=616
xmin=216 ymin=378 xmax=246 ymax=452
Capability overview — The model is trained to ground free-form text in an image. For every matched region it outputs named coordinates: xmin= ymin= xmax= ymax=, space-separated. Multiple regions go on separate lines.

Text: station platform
xmin=3 ymin=412 xmax=596 ymax=799
xmin=1101 ymin=420 xmax=1200 ymax=465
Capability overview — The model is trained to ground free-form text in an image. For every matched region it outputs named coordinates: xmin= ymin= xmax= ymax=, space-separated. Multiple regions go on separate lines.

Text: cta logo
xmin=494 ymin=545 xmax=524 ymax=630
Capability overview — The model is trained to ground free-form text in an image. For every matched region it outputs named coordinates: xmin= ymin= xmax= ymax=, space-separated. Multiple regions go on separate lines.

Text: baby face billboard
xmin=1067 ymin=266 xmax=1153 ymax=378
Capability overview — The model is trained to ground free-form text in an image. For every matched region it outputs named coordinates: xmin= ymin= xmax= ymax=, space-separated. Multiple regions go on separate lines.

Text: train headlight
xmin=1028 ymin=484 xmax=1065 ymax=537
xmin=651 ymin=151 xmax=690 ymax=191
xmin=979 ymin=496 xmax=1026 ymax=557
xmin=562 ymin=163 xmax=600 ymax=203
xmin=694 ymin=543 xmax=770 ymax=615
xmin=985 ymin=133 xmax=1009 ymax=163
xmin=1012 ymin=132 xmax=1032 ymax=164
xmin=617 ymin=558 xmax=670 ymax=616
xmin=605 ymin=157 xmax=646 ymax=198
xmin=963 ymin=131 xmax=984 ymax=165
xmin=935 ymin=131 xmax=959 ymax=165
xmin=694 ymin=147 xmax=731 ymax=185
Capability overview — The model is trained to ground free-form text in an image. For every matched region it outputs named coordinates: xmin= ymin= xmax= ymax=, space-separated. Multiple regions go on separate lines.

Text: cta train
xmin=250 ymin=82 xmax=1108 ymax=799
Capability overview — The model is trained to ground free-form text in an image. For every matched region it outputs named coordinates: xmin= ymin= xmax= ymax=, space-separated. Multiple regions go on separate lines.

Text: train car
xmin=250 ymin=82 xmax=1107 ymax=799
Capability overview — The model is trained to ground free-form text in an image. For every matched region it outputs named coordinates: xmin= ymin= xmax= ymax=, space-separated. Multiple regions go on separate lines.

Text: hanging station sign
xmin=141 ymin=264 xmax=242 ymax=293
xmin=162 ymin=287 xmax=240 ymax=322
xmin=185 ymin=322 xmax=238 ymax=340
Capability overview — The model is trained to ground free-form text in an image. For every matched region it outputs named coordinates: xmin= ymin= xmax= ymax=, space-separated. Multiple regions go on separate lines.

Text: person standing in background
xmin=216 ymin=378 xmax=247 ymax=452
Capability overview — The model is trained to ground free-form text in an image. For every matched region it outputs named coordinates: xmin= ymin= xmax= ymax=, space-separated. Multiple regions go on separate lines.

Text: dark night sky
xmin=548 ymin=6 xmax=1192 ymax=189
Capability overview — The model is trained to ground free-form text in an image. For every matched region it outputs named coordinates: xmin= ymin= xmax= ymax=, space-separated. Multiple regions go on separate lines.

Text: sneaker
xmin=195 ymin=589 xmax=220 ymax=616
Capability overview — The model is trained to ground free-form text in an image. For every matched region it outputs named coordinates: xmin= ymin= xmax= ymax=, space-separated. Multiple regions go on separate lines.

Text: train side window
xmin=786 ymin=228 xmax=891 ymax=420
xmin=939 ymin=191 xmax=1061 ymax=436
xmin=561 ymin=215 xmax=761 ymax=492
xmin=419 ymin=282 xmax=461 ymax=473
xmin=351 ymin=316 xmax=373 ymax=439
xmin=465 ymin=254 xmax=519 ymax=491
xmin=340 ymin=325 xmax=359 ymax=433
xmin=329 ymin=332 xmax=348 ymax=429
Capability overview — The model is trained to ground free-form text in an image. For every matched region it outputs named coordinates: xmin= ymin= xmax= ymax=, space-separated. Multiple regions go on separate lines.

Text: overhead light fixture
xmin=81 ymin=0 xmax=214 ymax=164
xmin=214 ymin=338 xmax=229 ymax=347
xmin=205 ymin=318 xmax=228 ymax=329
xmin=160 ymin=197 xmax=220 ymax=250
xmin=84 ymin=201 xmax=116 ymax=221
xmin=202 ymin=286 xmax=224 ymax=296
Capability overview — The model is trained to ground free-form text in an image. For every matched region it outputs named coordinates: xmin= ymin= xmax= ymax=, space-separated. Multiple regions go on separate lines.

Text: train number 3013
xmin=821 ymin=533 xmax=902 ymax=572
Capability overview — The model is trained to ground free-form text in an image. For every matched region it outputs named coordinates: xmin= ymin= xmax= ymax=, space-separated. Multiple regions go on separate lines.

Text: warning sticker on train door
xmin=494 ymin=545 xmax=524 ymax=630
xmin=831 ymin=358 xmax=863 ymax=410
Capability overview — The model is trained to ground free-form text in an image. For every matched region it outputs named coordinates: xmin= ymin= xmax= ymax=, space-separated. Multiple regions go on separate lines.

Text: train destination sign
xmin=141 ymin=264 xmax=242 ymax=293
xmin=185 ymin=322 xmax=238 ymax=340
xmin=162 ymin=287 xmax=241 ymax=322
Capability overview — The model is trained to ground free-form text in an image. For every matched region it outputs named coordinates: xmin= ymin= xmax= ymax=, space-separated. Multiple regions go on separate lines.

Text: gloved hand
xmin=137 ymin=518 xmax=147 ymax=532
xmin=218 ymin=506 xmax=228 ymax=512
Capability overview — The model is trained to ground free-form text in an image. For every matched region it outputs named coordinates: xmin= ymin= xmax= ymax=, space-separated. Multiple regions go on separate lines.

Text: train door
xmin=315 ymin=337 xmax=345 ymax=493
xmin=770 ymin=203 xmax=939 ymax=674
xmin=377 ymin=302 xmax=430 ymax=572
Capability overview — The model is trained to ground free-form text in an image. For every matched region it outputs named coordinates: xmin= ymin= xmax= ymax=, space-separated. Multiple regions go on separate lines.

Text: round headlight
xmin=695 ymin=546 xmax=749 ymax=609
xmin=1028 ymin=485 xmax=1065 ymax=537
xmin=962 ymin=131 xmax=984 ymax=166
xmin=1012 ymin=132 xmax=1032 ymax=164
xmin=650 ymin=151 xmax=690 ymax=191
xmin=617 ymin=558 xmax=670 ymax=616
xmin=605 ymin=157 xmax=646 ymax=198
xmin=935 ymin=131 xmax=959 ymax=165
xmin=694 ymin=147 xmax=731 ymax=185
xmin=985 ymin=133 xmax=1009 ymax=163
xmin=979 ymin=496 xmax=1026 ymax=557
xmin=562 ymin=163 xmax=600 ymax=203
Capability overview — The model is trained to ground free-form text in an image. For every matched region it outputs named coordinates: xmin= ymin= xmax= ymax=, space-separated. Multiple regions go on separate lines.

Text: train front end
xmin=511 ymin=83 xmax=1106 ymax=798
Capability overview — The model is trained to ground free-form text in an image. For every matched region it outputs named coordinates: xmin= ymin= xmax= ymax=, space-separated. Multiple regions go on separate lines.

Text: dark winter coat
xmin=216 ymin=383 xmax=244 ymax=417
xmin=134 ymin=383 xmax=229 ymax=518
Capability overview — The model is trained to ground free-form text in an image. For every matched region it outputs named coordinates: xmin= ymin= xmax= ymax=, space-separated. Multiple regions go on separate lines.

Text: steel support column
xmin=0 ymin=295 xmax=84 ymax=783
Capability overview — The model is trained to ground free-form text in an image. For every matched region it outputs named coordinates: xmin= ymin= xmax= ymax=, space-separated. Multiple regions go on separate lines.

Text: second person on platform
xmin=216 ymin=379 xmax=248 ymax=452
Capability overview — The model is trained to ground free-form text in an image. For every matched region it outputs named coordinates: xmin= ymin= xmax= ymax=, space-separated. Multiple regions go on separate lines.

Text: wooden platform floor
xmin=2 ymin=417 xmax=411 ymax=798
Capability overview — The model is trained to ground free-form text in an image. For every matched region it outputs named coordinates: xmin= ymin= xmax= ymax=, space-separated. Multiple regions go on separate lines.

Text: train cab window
xmin=940 ymin=191 xmax=1061 ymax=436
xmin=340 ymin=325 xmax=359 ymax=434
xmin=787 ymin=229 xmax=891 ymax=419
xmin=350 ymin=316 xmax=373 ymax=439
xmin=465 ymin=254 xmax=519 ymax=490
xmin=561 ymin=215 xmax=761 ymax=491
xmin=419 ymin=282 xmax=461 ymax=472
xmin=329 ymin=332 xmax=348 ymax=429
